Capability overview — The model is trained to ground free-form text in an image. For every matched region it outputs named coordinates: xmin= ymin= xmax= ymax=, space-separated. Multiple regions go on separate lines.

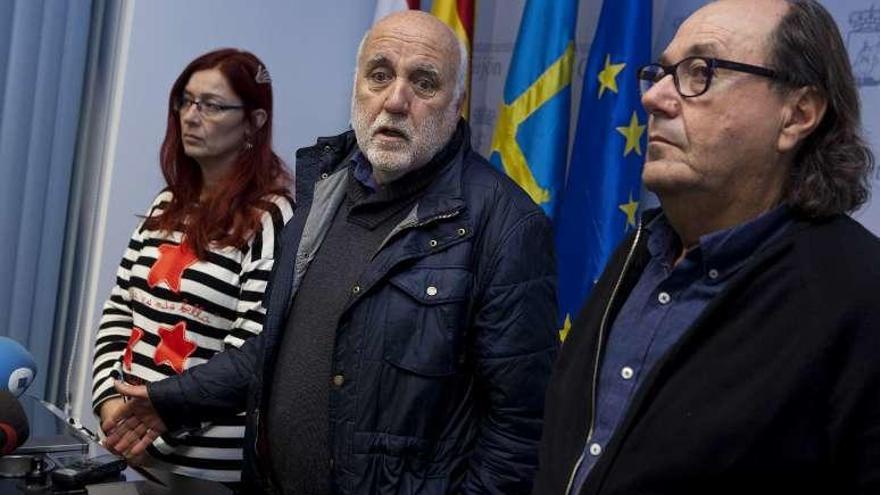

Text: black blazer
xmin=534 ymin=214 xmax=880 ymax=495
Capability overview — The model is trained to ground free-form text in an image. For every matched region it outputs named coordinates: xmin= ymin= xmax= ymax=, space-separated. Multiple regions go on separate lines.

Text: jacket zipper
xmin=564 ymin=220 xmax=644 ymax=495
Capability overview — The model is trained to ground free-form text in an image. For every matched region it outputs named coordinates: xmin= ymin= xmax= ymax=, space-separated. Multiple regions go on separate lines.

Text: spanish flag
xmin=431 ymin=0 xmax=475 ymax=119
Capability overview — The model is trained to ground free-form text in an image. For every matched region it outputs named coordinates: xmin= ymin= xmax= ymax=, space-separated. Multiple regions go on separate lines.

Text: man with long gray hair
xmin=535 ymin=1 xmax=880 ymax=494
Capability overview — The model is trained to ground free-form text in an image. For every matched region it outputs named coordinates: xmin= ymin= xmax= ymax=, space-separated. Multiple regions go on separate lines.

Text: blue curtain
xmin=0 ymin=0 xmax=93 ymax=398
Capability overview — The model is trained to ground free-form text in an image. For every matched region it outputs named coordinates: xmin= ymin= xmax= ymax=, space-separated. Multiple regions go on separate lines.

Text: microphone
xmin=0 ymin=337 xmax=37 ymax=397
xmin=0 ymin=390 xmax=29 ymax=454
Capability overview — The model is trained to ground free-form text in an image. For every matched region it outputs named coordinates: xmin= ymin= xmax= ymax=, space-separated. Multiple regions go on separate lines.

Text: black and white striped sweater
xmin=91 ymin=190 xmax=294 ymax=482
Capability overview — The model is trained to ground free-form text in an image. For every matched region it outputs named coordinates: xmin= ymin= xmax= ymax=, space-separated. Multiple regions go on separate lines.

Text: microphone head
xmin=0 ymin=390 xmax=29 ymax=455
xmin=0 ymin=337 xmax=37 ymax=397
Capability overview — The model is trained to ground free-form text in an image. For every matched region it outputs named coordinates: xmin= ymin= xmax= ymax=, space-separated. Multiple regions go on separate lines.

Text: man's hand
xmin=101 ymin=381 xmax=167 ymax=464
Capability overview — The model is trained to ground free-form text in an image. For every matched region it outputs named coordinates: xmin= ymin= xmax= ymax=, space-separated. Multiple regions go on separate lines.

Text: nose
xmin=180 ymin=102 xmax=201 ymax=126
xmin=641 ymin=75 xmax=680 ymax=118
xmin=382 ymin=79 xmax=410 ymax=115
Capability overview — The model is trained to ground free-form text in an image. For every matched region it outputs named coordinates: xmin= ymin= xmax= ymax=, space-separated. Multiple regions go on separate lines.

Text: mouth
xmin=373 ymin=126 xmax=410 ymax=142
xmin=648 ymin=134 xmax=677 ymax=147
xmin=182 ymin=134 xmax=203 ymax=144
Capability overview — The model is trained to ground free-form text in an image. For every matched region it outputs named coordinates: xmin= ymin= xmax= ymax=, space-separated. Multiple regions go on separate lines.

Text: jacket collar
xmin=295 ymin=119 xmax=471 ymax=224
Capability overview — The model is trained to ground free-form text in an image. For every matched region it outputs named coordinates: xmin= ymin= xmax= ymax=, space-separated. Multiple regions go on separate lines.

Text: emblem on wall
xmin=848 ymin=5 xmax=880 ymax=87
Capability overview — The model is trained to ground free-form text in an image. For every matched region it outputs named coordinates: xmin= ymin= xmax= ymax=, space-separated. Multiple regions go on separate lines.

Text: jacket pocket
xmin=383 ymin=267 xmax=472 ymax=376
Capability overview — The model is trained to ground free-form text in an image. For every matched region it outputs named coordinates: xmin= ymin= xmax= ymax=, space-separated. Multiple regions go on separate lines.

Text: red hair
xmin=144 ymin=48 xmax=292 ymax=259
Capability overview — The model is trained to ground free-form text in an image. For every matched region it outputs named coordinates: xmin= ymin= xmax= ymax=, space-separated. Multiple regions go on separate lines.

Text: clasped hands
xmin=99 ymin=381 xmax=168 ymax=465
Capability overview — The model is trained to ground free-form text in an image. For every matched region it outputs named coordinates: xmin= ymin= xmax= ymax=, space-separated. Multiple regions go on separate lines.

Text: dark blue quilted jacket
xmin=150 ymin=122 xmax=558 ymax=494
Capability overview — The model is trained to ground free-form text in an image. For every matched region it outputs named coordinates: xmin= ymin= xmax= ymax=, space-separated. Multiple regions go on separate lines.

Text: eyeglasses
xmin=637 ymin=56 xmax=780 ymax=98
xmin=173 ymin=95 xmax=245 ymax=118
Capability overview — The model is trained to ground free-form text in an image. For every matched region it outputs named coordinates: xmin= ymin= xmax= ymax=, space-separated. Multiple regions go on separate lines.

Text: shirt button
xmin=320 ymin=172 xmax=329 ymax=180
xmin=429 ymin=239 xmax=439 ymax=248
xmin=708 ymin=268 xmax=720 ymax=280
xmin=352 ymin=285 xmax=361 ymax=294
xmin=620 ymin=366 xmax=634 ymax=380
xmin=332 ymin=374 xmax=345 ymax=387
xmin=426 ymin=286 xmax=438 ymax=297
xmin=658 ymin=291 xmax=671 ymax=304
xmin=329 ymin=457 xmax=335 ymax=470
xmin=589 ymin=443 xmax=602 ymax=456
xmin=457 ymin=227 xmax=467 ymax=236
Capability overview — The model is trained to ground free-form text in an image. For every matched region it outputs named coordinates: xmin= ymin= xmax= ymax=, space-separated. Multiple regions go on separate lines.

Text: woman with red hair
xmin=90 ymin=48 xmax=293 ymax=483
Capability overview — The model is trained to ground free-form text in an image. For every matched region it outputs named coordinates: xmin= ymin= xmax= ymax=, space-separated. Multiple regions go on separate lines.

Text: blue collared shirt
xmin=351 ymin=151 xmax=378 ymax=192
xmin=570 ymin=206 xmax=793 ymax=492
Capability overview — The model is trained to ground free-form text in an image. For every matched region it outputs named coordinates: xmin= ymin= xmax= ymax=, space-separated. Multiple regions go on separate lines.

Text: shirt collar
xmin=645 ymin=205 xmax=793 ymax=280
xmin=351 ymin=151 xmax=378 ymax=192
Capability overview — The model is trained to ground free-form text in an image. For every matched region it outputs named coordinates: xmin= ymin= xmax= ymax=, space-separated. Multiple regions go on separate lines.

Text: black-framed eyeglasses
xmin=637 ymin=56 xmax=780 ymax=98
xmin=173 ymin=95 xmax=245 ymax=118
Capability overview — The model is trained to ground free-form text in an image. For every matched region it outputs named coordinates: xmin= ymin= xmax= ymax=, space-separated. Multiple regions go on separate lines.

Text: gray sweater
xmin=267 ymin=150 xmax=452 ymax=495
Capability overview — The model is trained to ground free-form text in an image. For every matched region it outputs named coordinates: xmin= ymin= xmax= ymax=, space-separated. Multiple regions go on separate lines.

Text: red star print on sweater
xmin=154 ymin=321 xmax=197 ymax=374
xmin=147 ymin=242 xmax=198 ymax=293
xmin=123 ymin=327 xmax=144 ymax=371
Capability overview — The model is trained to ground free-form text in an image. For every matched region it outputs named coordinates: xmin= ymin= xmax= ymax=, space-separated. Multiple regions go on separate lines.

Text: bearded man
xmin=103 ymin=10 xmax=558 ymax=495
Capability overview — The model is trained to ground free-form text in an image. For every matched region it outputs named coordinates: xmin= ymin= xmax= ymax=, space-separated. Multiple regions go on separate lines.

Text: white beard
xmin=351 ymin=96 xmax=459 ymax=183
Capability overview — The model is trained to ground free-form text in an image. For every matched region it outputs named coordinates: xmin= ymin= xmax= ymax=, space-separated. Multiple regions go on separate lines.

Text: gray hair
xmin=353 ymin=26 xmax=469 ymax=107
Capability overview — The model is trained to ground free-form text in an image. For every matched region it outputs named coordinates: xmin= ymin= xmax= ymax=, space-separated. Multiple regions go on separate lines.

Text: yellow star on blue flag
xmin=616 ymin=111 xmax=646 ymax=156
xmin=619 ymin=192 xmax=639 ymax=228
xmin=597 ymin=54 xmax=626 ymax=98
xmin=559 ymin=314 xmax=572 ymax=342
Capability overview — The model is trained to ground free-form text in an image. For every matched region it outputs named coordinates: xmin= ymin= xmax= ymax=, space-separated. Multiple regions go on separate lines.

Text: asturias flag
xmin=489 ymin=0 xmax=578 ymax=217
xmin=554 ymin=0 xmax=652 ymax=341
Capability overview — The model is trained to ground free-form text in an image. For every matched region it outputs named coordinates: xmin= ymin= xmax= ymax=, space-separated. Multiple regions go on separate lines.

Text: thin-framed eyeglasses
xmin=173 ymin=95 xmax=245 ymax=118
xmin=637 ymin=56 xmax=780 ymax=98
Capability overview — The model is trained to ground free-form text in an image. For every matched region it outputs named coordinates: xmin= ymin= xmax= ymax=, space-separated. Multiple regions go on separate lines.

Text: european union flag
xmin=490 ymin=0 xmax=578 ymax=217
xmin=554 ymin=0 xmax=652 ymax=340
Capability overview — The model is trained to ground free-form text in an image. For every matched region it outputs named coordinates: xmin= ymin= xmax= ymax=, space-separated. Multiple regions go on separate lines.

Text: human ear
xmin=777 ymin=86 xmax=827 ymax=154
xmin=249 ymin=109 xmax=268 ymax=132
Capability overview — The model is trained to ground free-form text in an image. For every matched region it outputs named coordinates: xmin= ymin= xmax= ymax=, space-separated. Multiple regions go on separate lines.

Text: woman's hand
xmin=101 ymin=381 xmax=168 ymax=465
xmin=98 ymin=397 xmax=127 ymax=435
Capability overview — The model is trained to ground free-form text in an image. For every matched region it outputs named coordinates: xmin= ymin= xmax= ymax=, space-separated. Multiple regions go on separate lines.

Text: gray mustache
xmin=370 ymin=115 xmax=413 ymax=140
